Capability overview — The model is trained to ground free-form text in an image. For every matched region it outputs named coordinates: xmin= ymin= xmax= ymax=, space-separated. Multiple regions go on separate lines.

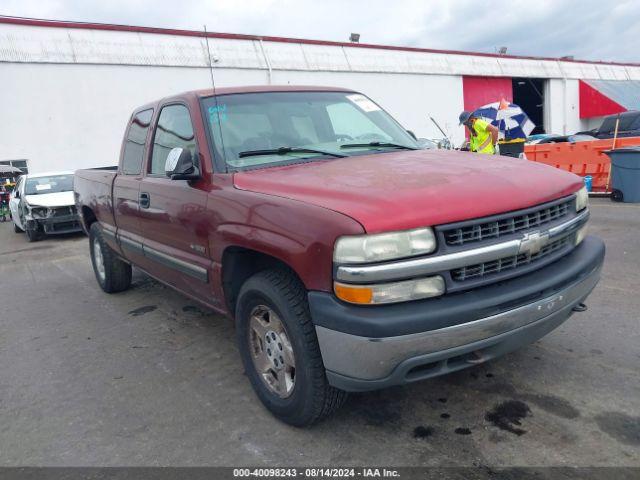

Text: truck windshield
xmin=25 ymin=175 xmax=74 ymax=195
xmin=201 ymin=91 xmax=419 ymax=170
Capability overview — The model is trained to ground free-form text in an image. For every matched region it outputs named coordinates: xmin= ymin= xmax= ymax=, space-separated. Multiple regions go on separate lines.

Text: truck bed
xmin=74 ymin=167 xmax=118 ymax=233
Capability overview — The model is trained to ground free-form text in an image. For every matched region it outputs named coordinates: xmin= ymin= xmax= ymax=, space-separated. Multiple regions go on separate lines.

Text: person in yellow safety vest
xmin=459 ymin=111 xmax=499 ymax=154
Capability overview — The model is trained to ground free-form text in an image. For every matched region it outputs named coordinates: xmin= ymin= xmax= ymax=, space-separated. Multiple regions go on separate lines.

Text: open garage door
xmin=513 ymin=78 xmax=546 ymax=135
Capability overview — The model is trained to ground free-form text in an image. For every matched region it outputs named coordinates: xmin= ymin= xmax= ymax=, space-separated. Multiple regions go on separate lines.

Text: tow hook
xmin=572 ymin=303 xmax=588 ymax=312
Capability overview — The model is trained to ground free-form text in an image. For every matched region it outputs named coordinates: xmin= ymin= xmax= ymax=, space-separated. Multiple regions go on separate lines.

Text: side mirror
xmin=165 ymin=147 xmax=200 ymax=181
xmin=14 ymin=190 xmax=20 ymax=198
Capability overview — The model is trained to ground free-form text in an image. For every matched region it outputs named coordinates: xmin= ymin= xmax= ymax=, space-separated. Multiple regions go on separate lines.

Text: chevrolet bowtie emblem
xmin=518 ymin=231 xmax=550 ymax=255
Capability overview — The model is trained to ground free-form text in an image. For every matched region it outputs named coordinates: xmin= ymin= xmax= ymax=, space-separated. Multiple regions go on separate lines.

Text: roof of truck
xmin=192 ymin=85 xmax=355 ymax=97
xmin=133 ymin=85 xmax=357 ymax=113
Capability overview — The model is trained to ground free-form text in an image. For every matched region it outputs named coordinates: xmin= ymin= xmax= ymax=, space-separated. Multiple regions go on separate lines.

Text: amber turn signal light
xmin=334 ymin=283 xmax=374 ymax=304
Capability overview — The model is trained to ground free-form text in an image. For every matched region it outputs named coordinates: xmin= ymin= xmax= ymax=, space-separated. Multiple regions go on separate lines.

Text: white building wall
xmin=0 ymin=62 xmax=464 ymax=173
xmin=546 ymin=79 xmax=588 ymax=135
xmin=0 ymin=64 xmax=270 ymax=172
xmin=269 ymin=70 xmax=464 ymax=146
xmin=2 ymin=20 xmax=639 ymax=173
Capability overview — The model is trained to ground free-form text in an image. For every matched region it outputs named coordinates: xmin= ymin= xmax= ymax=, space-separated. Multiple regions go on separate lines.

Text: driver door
xmin=136 ymin=103 xmax=212 ymax=301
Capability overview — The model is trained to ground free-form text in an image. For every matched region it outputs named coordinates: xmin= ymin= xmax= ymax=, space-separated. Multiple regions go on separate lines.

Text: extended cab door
xmin=113 ymin=108 xmax=153 ymax=265
xmin=137 ymin=103 xmax=212 ymax=300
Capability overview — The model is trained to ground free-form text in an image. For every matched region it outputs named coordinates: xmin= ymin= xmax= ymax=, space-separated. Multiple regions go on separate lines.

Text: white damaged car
xmin=9 ymin=171 xmax=81 ymax=242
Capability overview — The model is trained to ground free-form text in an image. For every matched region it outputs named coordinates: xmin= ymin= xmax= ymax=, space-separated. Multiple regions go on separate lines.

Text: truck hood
xmin=233 ymin=150 xmax=583 ymax=233
xmin=25 ymin=190 xmax=75 ymax=208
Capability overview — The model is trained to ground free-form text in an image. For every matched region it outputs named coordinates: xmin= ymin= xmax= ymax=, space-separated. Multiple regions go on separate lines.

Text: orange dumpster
xmin=524 ymin=136 xmax=640 ymax=192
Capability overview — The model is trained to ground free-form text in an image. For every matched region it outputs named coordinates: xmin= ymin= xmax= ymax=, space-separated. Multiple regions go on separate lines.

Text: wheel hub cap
xmin=248 ymin=305 xmax=296 ymax=398
xmin=264 ymin=329 xmax=287 ymax=370
xmin=93 ymin=238 xmax=106 ymax=281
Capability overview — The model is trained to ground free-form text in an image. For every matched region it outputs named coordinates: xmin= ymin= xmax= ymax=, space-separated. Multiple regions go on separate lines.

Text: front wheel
xmin=89 ymin=222 xmax=132 ymax=293
xmin=236 ymin=269 xmax=347 ymax=426
xmin=25 ymin=224 xmax=41 ymax=242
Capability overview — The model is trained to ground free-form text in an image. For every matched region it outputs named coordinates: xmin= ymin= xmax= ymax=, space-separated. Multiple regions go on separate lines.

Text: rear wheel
xmin=14 ymin=222 xmax=22 ymax=233
xmin=236 ymin=269 xmax=347 ymax=426
xmin=89 ymin=222 xmax=132 ymax=293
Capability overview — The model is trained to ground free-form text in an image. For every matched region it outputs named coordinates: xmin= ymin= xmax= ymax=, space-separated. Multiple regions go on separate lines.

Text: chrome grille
xmin=444 ymin=200 xmax=571 ymax=246
xmin=451 ymin=236 xmax=571 ymax=282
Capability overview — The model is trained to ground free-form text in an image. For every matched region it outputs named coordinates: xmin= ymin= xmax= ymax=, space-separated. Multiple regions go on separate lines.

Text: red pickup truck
xmin=74 ymin=86 xmax=604 ymax=426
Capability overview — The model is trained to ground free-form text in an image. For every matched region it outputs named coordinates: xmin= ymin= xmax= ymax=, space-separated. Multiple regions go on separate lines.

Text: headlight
xmin=29 ymin=206 xmax=47 ymax=218
xmin=334 ymin=227 xmax=436 ymax=263
xmin=576 ymin=186 xmax=588 ymax=212
xmin=334 ymin=276 xmax=445 ymax=305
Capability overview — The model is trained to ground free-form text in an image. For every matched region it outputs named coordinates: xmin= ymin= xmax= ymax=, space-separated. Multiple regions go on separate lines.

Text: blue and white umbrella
xmin=473 ymin=100 xmax=535 ymax=140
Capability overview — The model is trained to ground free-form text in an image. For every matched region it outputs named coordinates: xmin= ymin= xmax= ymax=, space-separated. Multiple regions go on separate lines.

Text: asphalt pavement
xmin=0 ymin=198 xmax=638 ymax=467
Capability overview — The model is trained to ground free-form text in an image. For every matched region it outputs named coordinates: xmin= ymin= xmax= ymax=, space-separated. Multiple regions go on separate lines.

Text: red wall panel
xmin=463 ymin=76 xmax=513 ymax=111
xmin=579 ymin=80 xmax=626 ymax=118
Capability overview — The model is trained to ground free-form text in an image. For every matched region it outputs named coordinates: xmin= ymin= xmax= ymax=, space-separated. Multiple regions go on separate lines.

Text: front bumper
xmin=27 ymin=214 xmax=82 ymax=235
xmin=309 ymin=236 xmax=605 ymax=392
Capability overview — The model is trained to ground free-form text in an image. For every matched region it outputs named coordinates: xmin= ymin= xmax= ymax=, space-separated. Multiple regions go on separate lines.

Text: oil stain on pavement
xmin=594 ymin=412 xmax=640 ymax=446
xmin=485 ymin=400 xmax=531 ymax=436
xmin=128 ymin=305 xmax=157 ymax=317
xmin=182 ymin=305 xmax=209 ymax=316
xmin=519 ymin=393 xmax=580 ymax=419
xmin=413 ymin=426 xmax=434 ymax=439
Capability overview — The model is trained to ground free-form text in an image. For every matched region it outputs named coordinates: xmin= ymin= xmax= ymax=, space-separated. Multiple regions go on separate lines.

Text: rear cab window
xmin=122 ymin=109 xmax=153 ymax=175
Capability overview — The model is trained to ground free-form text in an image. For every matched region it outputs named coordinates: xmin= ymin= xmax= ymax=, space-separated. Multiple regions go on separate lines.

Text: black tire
xmin=89 ymin=222 xmax=132 ymax=293
xmin=611 ymin=189 xmax=624 ymax=202
xmin=14 ymin=222 xmax=22 ymax=233
xmin=25 ymin=224 xmax=41 ymax=242
xmin=236 ymin=269 xmax=347 ymax=426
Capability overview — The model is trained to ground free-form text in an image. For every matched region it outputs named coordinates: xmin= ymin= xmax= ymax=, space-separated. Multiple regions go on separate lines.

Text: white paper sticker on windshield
xmin=35 ymin=184 xmax=52 ymax=191
xmin=346 ymin=94 xmax=381 ymax=112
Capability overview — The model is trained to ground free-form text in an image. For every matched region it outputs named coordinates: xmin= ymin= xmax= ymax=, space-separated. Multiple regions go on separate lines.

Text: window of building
xmin=0 ymin=159 xmax=29 ymax=174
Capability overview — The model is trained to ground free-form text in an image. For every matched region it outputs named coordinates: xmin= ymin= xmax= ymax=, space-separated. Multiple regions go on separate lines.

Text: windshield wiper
xmin=238 ymin=147 xmax=347 ymax=159
xmin=339 ymin=142 xmax=417 ymax=151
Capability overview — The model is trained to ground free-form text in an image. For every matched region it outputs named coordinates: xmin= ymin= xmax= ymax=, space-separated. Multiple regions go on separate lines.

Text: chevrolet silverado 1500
xmin=74 ymin=86 xmax=604 ymax=426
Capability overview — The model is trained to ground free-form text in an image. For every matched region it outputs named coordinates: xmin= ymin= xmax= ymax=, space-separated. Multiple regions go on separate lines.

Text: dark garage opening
xmin=512 ymin=78 xmax=546 ymax=135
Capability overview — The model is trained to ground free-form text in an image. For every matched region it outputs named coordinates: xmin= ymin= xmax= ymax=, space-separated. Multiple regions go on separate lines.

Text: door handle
xmin=139 ymin=192 xmax=150 ymax=209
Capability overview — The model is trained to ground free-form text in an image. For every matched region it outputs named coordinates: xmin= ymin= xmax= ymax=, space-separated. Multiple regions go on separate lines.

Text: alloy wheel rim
xmin=248 ymin=305 xmax=296 ymax=398
xmin=93 ymin=238 xmax=106 ymax=282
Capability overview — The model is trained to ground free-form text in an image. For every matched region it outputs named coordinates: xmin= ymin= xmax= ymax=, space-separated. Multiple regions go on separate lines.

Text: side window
xmin=122 ymin=109 xmax=153 ymax=175
xmin=150 ymin=105 xmax=196 ymax=176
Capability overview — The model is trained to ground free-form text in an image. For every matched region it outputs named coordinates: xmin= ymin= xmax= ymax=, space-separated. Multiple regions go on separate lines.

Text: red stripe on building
xmin=462 ymin=76 xmax=513 ymax=112
xmin=579 ymin=80 xmax=626 ymax=118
